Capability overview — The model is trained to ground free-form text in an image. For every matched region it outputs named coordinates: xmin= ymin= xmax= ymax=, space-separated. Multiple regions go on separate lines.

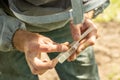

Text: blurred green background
xmin=94 ymin=0 xmax=120 ymax=22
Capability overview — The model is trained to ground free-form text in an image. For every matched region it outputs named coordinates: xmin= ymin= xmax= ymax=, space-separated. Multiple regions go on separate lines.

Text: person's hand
xmin=68 ymin=18 xmax=98 ymax=61
xmin=13 ymin=30 xmax=69 ymax=75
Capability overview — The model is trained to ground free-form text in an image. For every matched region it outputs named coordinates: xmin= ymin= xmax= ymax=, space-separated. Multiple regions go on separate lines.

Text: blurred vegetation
xmin=94 ymin=0 xmax=120 ymax=22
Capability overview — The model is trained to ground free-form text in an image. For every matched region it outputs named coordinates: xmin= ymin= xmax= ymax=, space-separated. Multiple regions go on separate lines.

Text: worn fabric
xmin=0 ymin=51 xmax=38 ymax=80
xmin=25 ymin=0 xmax=56 ymax=6
xmin=8 ymin=0 xmax=110 ymax=32
xmin=8 ymin=0 xmax=71 ymax=32
xmin=0 ymin=8 xmax=26 ymax=52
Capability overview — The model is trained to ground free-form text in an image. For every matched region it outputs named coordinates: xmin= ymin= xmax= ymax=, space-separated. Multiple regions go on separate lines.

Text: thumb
xmin=61 ymin=42 xmax=69 ymax=46
xmin=47 ymin=42 xmax=69 ymax=53
xmin=70 ymin=21 xmax=82 ymax=41
xmin=57 ymin=42 xmax=69 ymax=52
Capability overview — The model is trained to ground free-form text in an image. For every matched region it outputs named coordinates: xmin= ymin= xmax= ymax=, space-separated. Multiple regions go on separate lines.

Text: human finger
xmin=70 ymin=20 xmax=82 ymax=41
xmin=67 ymin=52 xmax=77 ymax=62
xmin=77 ymin=35 xmax=96 ymax=53
xmin=25 ymin=52 xmax=58 ymax=75
xmin=39 ymin=42 xmax=69 ymax=53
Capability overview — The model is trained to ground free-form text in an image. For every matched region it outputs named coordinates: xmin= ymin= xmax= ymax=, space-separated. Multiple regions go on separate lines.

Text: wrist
xmin=13 ymin=29 xmax=39 ymax=52
xmin=13 ymin=29 xmax=27 ymax=51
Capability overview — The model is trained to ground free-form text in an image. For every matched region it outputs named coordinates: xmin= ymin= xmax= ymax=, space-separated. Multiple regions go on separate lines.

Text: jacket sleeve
xmin=0 ymin=8 xmax=26 ymax=52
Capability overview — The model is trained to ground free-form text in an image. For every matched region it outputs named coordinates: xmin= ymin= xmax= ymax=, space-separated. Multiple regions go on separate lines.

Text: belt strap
xmin=9 ymin=0 xmax=107 ymax=24
xmin=71 ymin=0 xmax=84 ymax=24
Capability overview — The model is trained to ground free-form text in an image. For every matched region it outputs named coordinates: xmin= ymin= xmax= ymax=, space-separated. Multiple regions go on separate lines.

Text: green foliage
xmin=94 ymin=0 xmax=120 ymax=22
xmin=107 ymin=72 xmax=120 ymax=80
xmin=107 ymin=72 xmax=116 ymax=80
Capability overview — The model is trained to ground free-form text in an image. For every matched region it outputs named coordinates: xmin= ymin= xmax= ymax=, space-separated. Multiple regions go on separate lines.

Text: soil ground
xmin=94 ymin=21 xmax=120 ymax=80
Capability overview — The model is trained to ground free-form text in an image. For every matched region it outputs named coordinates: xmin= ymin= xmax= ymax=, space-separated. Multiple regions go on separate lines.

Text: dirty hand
xmin=68 ymin=18 xmax=98 ymax=61
xmin=13 ymin=30 xmax=69 ymax=75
